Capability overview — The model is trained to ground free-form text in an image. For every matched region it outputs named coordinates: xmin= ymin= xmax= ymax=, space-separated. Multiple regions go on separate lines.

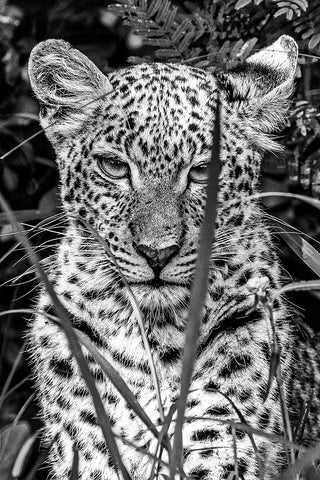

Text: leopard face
xmin=29 ymin=37 xmax=297 ymax=309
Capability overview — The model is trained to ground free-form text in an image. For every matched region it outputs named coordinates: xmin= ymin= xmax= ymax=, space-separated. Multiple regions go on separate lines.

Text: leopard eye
xmin=95 ymin=155 xmax=129 ymax=179
xmin=189 ymin=163 xmax=210 ymax=184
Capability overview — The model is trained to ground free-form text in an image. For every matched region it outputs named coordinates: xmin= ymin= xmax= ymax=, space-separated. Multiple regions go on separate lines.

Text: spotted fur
xmin=28 ymin=36 xmax=320 ymax=480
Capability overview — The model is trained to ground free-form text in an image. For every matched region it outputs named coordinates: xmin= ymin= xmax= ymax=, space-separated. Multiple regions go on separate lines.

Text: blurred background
xmin=1 ymin=0 xmax=320 ymax=477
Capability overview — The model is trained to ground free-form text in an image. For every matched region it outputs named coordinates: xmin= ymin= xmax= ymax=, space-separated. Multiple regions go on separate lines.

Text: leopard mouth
xmin=129 ymin=278 xmax=182 ymax=289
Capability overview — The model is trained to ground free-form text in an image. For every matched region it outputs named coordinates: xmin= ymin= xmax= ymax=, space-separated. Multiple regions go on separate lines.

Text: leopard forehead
xmin=83 ymin=63 xmax=219 ymax=173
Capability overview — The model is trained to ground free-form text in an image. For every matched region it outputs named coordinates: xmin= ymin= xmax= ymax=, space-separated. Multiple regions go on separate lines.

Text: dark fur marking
xmin=189 ymin=468 xmax=211 ymax=479
xmin=50 ymin=358 xmax=74 ymax=378
xmin=200 ymin=448 xmax=215 ymax=458
xmin=206 ymin=405 xmax=230 ymax=416
xmin=226 ymin=425 xmax=245 ymax=439
xmin=159 ymin=347 xmax=182 ymax=363
xmin=56 ymin=395 xmax=71 ymax=410
xmin=80 ymin=410 xmax=97 ymax=425
xmin=191 ymin=428 xmax=220 ymax=442
xmin=198 ymin=309 xmax=261 ymax=353
xmin=71 ymin=319 xmax=106 ymax=348
xmin=219 ymin=355 xmax=252 ymax=378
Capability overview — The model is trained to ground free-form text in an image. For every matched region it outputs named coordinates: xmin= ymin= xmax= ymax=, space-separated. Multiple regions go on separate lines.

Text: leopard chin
xmin=129 ymin=282 xmax=190 ymax=305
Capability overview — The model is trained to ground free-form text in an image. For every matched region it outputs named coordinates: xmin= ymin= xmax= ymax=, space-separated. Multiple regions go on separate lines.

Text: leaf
xmin=171 ymin=18 xmax=192 ymax=43
xmin=2 ymin=166 xmax=18 ymax=191
xmin=235 ymin=0 xmax=253 ymax=8
xmin=0 ymin=422 xmax=31 ymax=480
xmin=23 ymin=434 xmax=57 ymax=480
xmin=263 ymin=344 xmax=281 ymax=403
xmin=293 ymin=393 xmax=313 ymax=442
xmin=309 ymin=32 xmax=320 ymax=50
xmin=142 ymin=38 xmax=172 ymax=47
xmin=147 ymin=0 xmax=164 ymax=17
xmin=277 ymin=228 xmax=320 ymax=278
xmin=274 ymin=7 xmax=293 ymax=21
xmin=178 ymin=30 xmax=195 ymax=54
xmin=106 ymin=4 xmax=140 ymax=13
xmin=154 ymin=0 xmax=170 ymax=24
xmin=154 ymin=49 xmax=180 ymax=58
xmin=11 ymin=432 xmax=38 ymax=479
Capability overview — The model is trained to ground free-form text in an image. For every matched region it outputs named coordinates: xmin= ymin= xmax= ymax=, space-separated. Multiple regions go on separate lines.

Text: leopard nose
xmin=137 ymin=244 xmax=180 ymax=270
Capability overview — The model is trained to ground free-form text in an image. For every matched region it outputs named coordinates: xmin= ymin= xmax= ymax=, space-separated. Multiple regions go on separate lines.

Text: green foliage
xmin=106 ymin=0 xmax=320 ymax=66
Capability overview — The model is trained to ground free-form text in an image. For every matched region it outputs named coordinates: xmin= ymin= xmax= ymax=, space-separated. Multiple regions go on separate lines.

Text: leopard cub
xmin=28 ymin=35 xmax=320 ymax=480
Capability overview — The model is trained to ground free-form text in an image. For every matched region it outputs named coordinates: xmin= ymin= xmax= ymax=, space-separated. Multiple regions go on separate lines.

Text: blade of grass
xmin=22 ymin=434 xmax=57 ymax=480
xmin=276 ymin=443 xmax=320 ymax=480
xmin=293 ymin=391 xmax=313 ymax=443
xmin=14 ymin=394 xmax=35 ymax=425
xmin=11 ymin=431 xmax=39 ymax=480
xmin=0 ymin=192 xmax=132 ymax=480
xmin=0 ymin=285 xmax=19 ymax=379
xmin=0 ymin=376 xmax=31 ymax=406
xmin=74 ymin=324 xmax=162 ymax=444
xmin=0 ymin=307 xmax=166 ymax=450
xmin=185 ymin=416 xmax=306 ymax=452
xmin=0 ymin=341 xmax=26 ymax=410
xmin=268 ymin=217 xmax=320 ymax=278
xmin=150 ymin=402 xmax=177 ymax=480
xmin=70 ymin=444 xmax=79 ymax=480
xmin=232 ymin=423 xmax=239 ymax=480
xmin=207 ymin=389 xmax=264 ymax=480
xmin=255 ymin=294 xmax=295 ymax=467
xmin=263 ymin=342 xmax=281 ymax=403
xmin=78 ymin=217 xmax=164 ymax=422
xmin=252 ymin=192 xmax=320 ymax=210
xmin=0 ymin=209 xmax=58 ymax=226
xmin=171 ymin=94 xmax=221 ymax=478
xmin=274 ymin=280 xmax=320 ymax=299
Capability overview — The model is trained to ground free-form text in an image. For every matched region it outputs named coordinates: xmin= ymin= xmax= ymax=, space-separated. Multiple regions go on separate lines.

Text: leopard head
xmin=28 ymin=36 xmax=297 ymax=300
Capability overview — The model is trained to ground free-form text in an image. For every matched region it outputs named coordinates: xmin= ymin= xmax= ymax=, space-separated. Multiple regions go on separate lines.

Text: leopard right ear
xmin=28 ymin=39 xmax=112 ymax=141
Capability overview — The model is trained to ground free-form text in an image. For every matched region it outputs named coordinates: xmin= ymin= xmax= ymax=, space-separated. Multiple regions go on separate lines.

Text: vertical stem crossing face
xmin=171 ymin=95 xmax=221 ymax=478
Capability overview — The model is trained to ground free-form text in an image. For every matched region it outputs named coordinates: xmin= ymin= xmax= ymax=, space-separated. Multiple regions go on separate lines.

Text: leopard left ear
xmin=221 ymin=35 xmax=298 ymax=150
xmin=28 ymin=39 xmax=113 ymax=142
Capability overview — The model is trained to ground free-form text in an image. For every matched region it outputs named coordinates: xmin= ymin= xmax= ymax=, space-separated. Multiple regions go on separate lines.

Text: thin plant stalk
xmin=0 ymin=341 xmax=26 ymax=410
xmin=0 ymin=308 xmax=166 ymax=449
xmin=0 ymin=192 xmax=132 ymax=480
xmin=14 ymin=394 xmax=35 ymax=425
xmin=78 ymin=217 xmax=165 ymax=422
xmin=70 ymin=444 xmax=79 ymax=480
xmin=256 ymin=295 xmax=295 ymax=467
xmin=232 ymin=424 xmax=239 ymax=480
xmin=171 ymin=94 xmax=221 ymax=478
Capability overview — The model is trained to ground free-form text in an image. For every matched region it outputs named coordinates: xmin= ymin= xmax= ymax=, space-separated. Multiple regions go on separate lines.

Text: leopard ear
xmin=222 ymin=35 xmax=298 ymax=150
xmin=28 ymin=39 xmax=112 ymax=141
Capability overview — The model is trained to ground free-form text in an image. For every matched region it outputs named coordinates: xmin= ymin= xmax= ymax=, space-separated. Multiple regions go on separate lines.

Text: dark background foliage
xmin=1 ymin=0 xmax=320 ymax=478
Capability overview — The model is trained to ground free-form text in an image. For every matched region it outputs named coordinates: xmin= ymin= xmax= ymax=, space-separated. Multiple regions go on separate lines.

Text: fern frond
xmin=273 ymin=0 xmax=309 ymax=21
xmin=107 ymin=0 xmax=205 ymax=62
xmin=293 ymin=0 xmax=320 ymax=51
